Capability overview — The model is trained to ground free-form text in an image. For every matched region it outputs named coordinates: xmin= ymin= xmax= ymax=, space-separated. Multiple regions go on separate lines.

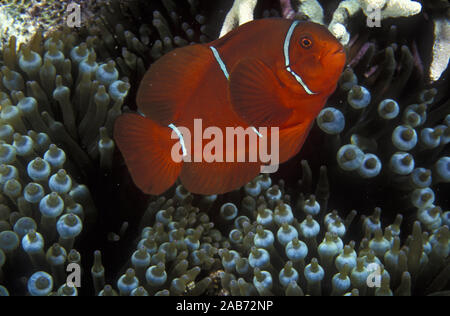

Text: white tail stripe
xmin=169 ymin=123 xmax=187 ymax=157
xmin=252 ymin=127 xmax=263 ymax=138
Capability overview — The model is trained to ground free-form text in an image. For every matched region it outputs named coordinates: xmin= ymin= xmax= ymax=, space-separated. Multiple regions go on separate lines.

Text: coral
xmin=219 ymin=0 xmax=259 ymax=37
xmin=429 ymin=14 xmax=450 ymax=82
xmin=0 ymin=0 xmax=104 ymax=51
xmin=358 ymin=0 xmax=422 ymax=19
xmin=220 ymin=0 xmax=422 ymax=45
xmin=212 ymin=169 xmax=448 ymax=296
xmin=317 ymin=29 xmax=449 ymax=207
xmin=220 ymin=0 xmax=449 ymax=83
xmin=99 ymin=167 xmax=448 ymax=296
xmin=0 ymin=6 xmax=129 ymax=297
xmin=319 ymin=0 xmax=423 ymax=46
xmin=309 ymin=13 xmax=449 ymax=295
xmin=314 ymin=17 xmax=448 ymax=237
xmin=0 ymin=26 xmax=128 ymax=175
xmin=85 ymin=0 xmax=210 ymax=97
xmin=0 ymin=135 xmax=96 ymax=295
xmin=280 ymin=0 xmax=324 ymax=24
xmin=95 ymin=187 xmax=226 ymax=296
xmin=328 ymin=0 xmax=367 ymax=45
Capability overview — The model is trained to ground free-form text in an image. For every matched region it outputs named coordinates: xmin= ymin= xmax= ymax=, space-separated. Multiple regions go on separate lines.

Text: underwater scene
xmin=0 ymin=0 xmax=448 ymax=298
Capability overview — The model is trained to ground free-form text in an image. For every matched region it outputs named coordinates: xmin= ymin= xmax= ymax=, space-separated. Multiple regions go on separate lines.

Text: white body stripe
xmin=210 ymin=46 xmax=230 ymax=80
xmin=168 ymin=123 xmax=187 ymax=157
xmin=283 ymin=21 xmax=317 ymax=95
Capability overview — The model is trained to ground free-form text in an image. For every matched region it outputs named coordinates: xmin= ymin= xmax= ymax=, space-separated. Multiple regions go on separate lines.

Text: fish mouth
xmin=333 ymin=48 xmax=345 ymax=55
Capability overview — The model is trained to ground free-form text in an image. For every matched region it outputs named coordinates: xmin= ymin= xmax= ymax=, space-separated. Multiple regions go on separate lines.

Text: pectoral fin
xmin=229 ymin=59 xmax=292 ymax=128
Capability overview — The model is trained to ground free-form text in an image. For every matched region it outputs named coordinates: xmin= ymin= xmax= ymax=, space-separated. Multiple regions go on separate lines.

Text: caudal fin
xmin=114 ymin=113 xmax=182 ymax=195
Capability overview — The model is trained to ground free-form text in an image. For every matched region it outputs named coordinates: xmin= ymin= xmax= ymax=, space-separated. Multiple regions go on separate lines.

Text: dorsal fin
xmin=136 ymin=44 xmax=213 ymax=126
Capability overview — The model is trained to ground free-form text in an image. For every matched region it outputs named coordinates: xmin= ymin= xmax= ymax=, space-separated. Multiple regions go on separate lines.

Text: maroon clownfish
xmin=114 ymin=18 xmax=346 ymax=195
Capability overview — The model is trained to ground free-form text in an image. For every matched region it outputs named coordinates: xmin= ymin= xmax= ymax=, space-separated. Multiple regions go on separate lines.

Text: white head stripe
xmin=286 ymin=67 xmax=317 ymax=95
xmin=284 ymin=21 xmax=300 ymax=67
xmin=168 ymin=123 xmax=187 ymax=157
xmin=283 ymin=21 xmax=317 ymax=95
xmin=210 ymin=46 xmax=230 ymax=80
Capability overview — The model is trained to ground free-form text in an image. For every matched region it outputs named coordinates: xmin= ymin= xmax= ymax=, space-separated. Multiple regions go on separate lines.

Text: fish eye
xmin=300 ymin=36 xmax=313 ymax=49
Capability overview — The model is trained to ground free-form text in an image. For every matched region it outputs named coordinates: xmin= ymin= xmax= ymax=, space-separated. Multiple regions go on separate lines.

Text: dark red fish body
xmin=115 ymin=18 xmax=346 ymax=195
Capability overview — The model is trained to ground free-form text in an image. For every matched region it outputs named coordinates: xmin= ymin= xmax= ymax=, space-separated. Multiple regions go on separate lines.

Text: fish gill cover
xmin=0 ymin=0 xmax=448 ymax=297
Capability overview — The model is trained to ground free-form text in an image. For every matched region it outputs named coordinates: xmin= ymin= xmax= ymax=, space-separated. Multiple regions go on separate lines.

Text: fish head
xmin=279 ymin=21 xmax=346 ymax=97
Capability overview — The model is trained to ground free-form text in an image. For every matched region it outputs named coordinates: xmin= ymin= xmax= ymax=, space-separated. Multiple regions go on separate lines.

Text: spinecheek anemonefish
xmin=114 ymin=18 xmax=346 ymax=195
